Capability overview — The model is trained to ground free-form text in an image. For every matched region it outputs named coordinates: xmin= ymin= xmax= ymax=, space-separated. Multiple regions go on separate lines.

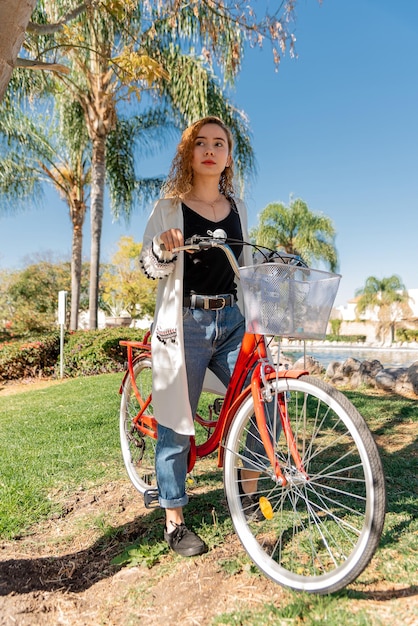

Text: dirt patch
xmin=375 ymin=421 xmax=417 ymax=454
xmin=0 ymin=479 xmax=287 ymax=625
xmin=0 ymin=377 xmax=62 ymax=396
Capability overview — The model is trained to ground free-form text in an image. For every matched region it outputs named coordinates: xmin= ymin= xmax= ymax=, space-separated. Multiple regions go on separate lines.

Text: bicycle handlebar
xmin=172 ymin=235 xmax=241 ymax=278
xmin=161 ymin=232 xmax=307 ymax=278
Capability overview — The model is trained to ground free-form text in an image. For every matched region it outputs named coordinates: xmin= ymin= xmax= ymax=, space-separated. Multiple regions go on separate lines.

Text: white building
xmin=336 ymin=288 xmax=418 ymax=322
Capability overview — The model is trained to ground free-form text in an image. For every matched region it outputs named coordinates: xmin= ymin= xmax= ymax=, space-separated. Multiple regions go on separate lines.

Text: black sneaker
xmin=238 ymin=471 xmax=264 ymax=522
xmin=164 ymin=523 xmax=208 ymax=557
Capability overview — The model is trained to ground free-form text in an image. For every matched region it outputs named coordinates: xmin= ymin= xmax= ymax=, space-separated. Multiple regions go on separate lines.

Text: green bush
xmin=329 ymin=319 xmax=342 ymax=336
xmin=325 ymin=334 xmax=367 ymax=343
xmin=0 ymin=327 xmax=148 ymax=381
xmin=396 ymin=328 xmax=418 ymax=342
xmin=63 ymin=327 xmax=147 ymax=377
xmin=0 ymin=333 xmax=60 ymax=381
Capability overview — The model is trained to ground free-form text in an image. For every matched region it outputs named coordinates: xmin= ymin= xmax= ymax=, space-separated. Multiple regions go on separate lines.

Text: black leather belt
xmin=184 ymin=294 xmax=235 ymax=310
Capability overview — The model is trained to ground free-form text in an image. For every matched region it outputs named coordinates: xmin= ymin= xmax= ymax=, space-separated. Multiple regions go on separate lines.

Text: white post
xmin=58 ymin=290 xmax=67 ymax=379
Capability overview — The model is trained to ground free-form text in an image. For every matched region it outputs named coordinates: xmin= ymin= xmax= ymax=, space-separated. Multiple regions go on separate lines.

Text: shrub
xmin=63 ymin=327 xmax=146 ymax=377
xmin=0 ymin=333 xmax=60 ymax=381
xmin=0 ymin=327 xmax=148 ymax=381
xmin=329 ymin=319 xmax=342 ymax=336
xmin=396 ymin=328 xmax=418 ymax=342
xmin=325 ymin=334 xmax=367 ymax=343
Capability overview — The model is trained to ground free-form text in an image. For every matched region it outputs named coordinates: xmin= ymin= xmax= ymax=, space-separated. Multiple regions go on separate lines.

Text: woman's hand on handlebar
xmin=159 ymin=229 xmax=184 ymax=252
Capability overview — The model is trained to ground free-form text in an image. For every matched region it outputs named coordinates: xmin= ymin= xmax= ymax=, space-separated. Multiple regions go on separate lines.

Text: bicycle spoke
xmin=120 ymin=357 xmax=157 ymax=493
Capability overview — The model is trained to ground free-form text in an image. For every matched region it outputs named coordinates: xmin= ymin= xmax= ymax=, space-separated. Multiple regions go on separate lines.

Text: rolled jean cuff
xmin=158 ymin=494 xmax=189 ymax=509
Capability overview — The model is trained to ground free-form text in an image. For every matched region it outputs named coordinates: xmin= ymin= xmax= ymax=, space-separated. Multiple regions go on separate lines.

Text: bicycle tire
xmin=223 ymin=374 xmax=386 ymax=594
xmin=120 ymin=356 xmax=157 ymax=494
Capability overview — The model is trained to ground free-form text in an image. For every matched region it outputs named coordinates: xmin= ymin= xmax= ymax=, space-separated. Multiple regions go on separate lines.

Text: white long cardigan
xmin=140 ymin=197 xmax=252 ymax=436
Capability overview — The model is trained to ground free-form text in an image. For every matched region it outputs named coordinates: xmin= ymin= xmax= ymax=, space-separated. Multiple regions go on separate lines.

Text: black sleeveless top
xmin=182 ymin=201 xmax=243 ymax=297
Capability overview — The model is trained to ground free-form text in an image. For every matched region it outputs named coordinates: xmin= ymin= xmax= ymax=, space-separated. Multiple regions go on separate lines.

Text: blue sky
xmin=1 ymin=0 xmax=417 ymax=306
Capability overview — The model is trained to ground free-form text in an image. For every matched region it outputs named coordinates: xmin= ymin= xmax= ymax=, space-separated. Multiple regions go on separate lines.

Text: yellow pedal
xmin=259 ymin=496 xmax=274 ymax=520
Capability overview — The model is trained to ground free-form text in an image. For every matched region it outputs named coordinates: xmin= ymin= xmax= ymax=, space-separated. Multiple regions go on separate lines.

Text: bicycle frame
xmin=119 ymin=329 xmax=309 ymax=485
xmin=120 ymin=335 xmax=156 ymax=439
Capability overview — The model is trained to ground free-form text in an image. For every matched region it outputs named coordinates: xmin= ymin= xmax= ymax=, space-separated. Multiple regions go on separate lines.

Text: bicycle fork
xmin=250 ymin=362 xmax=308 ymax=487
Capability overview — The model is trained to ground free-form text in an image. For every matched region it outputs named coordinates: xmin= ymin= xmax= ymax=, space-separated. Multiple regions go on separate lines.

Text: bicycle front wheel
xmin=120 ymin=356 xmax=158 ymax=494
xmin=223 ymin=375 xmax=386 ymax=594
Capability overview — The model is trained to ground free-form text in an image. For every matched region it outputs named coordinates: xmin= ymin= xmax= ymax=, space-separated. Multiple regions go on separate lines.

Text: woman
xmin=140 ymin=116 xmax=253 ymax=556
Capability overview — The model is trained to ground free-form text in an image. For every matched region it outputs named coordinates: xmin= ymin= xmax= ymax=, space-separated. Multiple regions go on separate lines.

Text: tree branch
xmin=15 ymin=58 xmax=70 ymax=75
xmin=26 ymin=0 xmax=98 ymax=35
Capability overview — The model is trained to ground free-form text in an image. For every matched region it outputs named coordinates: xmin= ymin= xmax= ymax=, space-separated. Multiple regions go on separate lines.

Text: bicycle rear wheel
xmin=120 ymin=356 xmax=157 ymax=494
xmin=223 ymin=375 xmax=386 ymax=594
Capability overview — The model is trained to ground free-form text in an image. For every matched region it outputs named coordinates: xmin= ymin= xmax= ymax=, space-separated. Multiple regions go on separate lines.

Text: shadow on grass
xmin=346 ymin=391 xmax=418 ymax=544
xmin=342 ymin=586 xmax=418 ymax=601
xmin=0 ymin=487 xmax=229 ymax=596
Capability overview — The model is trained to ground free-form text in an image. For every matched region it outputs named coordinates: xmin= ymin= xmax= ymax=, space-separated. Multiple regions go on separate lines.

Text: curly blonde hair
xmin=162 ymin=116 xmax=235 ymax=199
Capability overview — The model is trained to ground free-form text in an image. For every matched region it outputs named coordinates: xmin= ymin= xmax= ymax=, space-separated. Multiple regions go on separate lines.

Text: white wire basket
xmin=239 ymin=262 xmax=341 ymax=340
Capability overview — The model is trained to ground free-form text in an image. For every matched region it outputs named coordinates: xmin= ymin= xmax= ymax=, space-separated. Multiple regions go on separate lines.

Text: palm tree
xmin=355 ymin=275 xmax=412 ymax=345
xmin=22 ymin=1 xmax=270 ymax=328
xmin=0 ymin=97 xmax=175 ymax=329
xmin=250 ymin=198 xmax=338 ymax=271
xmin=6 ymin=2 xmax=301 ymax=328
xmin=0 ymin=97 xmax=90 ymax=329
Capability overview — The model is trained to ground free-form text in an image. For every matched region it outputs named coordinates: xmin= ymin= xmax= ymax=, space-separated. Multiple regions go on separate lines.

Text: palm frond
xmin=0 ymin=156 xmax=44 ymax=211
xmin=106 ymin=110 xmax=178 ymax=219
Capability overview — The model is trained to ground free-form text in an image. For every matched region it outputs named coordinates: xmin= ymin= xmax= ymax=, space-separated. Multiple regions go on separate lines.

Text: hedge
xmin=0 ymin=327 xmax=147 ymax=381
xmin=0 ymin=333 xmax=60 ymax=381
xmin=325 ymin=334 xmax=367 ymax=343
xmin=63 ymin=327 xmax=146 ymax=377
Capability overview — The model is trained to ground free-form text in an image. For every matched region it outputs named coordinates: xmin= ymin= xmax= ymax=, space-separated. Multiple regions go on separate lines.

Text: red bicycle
xmin=119 ymin=236 xmax=386 ymax=594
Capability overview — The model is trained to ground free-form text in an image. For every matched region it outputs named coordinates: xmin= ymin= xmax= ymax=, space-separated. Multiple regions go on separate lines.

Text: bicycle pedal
xmin=143 ymin=488 xmax=160 ymax=509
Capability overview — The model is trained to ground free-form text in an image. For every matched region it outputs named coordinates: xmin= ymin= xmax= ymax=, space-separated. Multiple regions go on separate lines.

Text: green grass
xmin=212 ymin=593 xmax=376 ymax=626
xmin=0 ymin=373 xmax=123 ymax=537
xmin=345 ymin=389 xmax=418 ymax=588
xmin=0 ymin=378 xmax=417 ymax=625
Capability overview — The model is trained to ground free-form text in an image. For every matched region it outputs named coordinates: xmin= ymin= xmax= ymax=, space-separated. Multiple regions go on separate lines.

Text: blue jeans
xmin=156 ymin=303 xmax=245 ymax=509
